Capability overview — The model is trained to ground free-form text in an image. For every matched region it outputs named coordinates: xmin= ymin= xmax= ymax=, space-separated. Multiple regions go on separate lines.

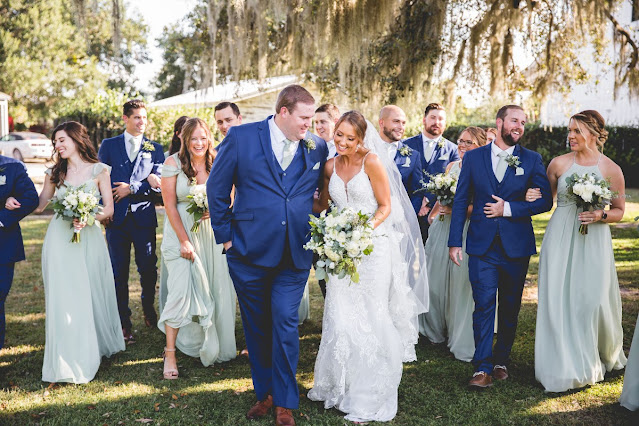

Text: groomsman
xmin=405 ymin=103 xmax=460 ymax=240
xmin=215 ymin=102 xmax=243 ymax=137
xmin=378 ymin=105 xmax=423 ymax=214
xmin=0 ymin=155 xmax=38 ymax=350
xmin=448 ymin=105 xmax=552 ymax=388
xmin=98 ymin=99 xmax=165 ymax=342
xmin=314 ymin=104 xmax=340 ymax=158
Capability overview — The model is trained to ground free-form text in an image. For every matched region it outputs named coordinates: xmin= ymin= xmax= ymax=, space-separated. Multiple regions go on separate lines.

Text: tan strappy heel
xmin=163 ymin=347 xmax=179 ymax=380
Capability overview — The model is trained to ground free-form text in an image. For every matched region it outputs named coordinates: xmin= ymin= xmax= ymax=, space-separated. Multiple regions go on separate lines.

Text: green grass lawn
xmin=1 ymin=199 xmax=639 ymax=425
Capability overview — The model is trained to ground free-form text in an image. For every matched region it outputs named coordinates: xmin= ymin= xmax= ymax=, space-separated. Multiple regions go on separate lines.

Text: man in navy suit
xmin=448 ymin=105 xmax=552 ymax=388
xmin=208 ymin=85 xmax=327 ymax=425
xmin=405 ymin=103 xmax=460 ymax=240
xmin=0 ymin=155 xmax=38 ymax=350
xmin=98 ymin=99 xmax=164 ymax=342
xmin=378 ymin=105 xmax=423 ymax=214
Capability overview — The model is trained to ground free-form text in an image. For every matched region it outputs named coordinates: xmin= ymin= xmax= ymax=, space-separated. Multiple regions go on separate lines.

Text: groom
xmin=448 ymin=105 xmax=552 ymax=388
xmin=208 ymin=85 xmax=327 ymax=425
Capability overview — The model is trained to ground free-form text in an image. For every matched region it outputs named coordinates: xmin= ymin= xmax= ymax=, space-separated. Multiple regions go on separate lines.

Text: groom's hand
xmin=223 ymin=241 xmax=232 ymax=252
xmin=484 ymin=195 xmax=505 ymax=218
xmin=449 ymin=247 xmax=463 ymax=266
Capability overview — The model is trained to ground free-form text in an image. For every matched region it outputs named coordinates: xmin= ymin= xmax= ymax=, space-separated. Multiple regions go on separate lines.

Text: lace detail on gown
xmin=308 ymin=155 xmax=420 ymax=422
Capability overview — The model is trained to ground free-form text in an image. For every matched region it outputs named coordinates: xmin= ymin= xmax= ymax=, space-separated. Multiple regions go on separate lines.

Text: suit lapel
xmin=499 ymin=144 xmax=520 ymax=187
xmin=258 ymin=118 xmax=286 ymax=193
xmin=290 ymin=133 xmax=315 ymax=195
xmin=483 ymin=144 xmax=498 ymax=193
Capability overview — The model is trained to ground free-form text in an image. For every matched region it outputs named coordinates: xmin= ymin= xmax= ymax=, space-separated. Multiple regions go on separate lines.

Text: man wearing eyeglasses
xmin=405 ymin=103 xmax=460 ymax=241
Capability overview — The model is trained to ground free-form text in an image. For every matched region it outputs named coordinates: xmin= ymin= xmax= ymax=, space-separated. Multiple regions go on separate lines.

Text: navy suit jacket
xmin=98 ymin=134 xmax=164 ymax=227
xmin=404 ymin=134 xmax=460 ymax=204
xmin=0 ymin=156 xmax=38 ymax=263
xmin=392 ymin=141 xmax=423 ymax=214
xmin=448 ymin=143 xmax=552 ymax=258
xmin=207 ymin=117 xmax=328 ymax=269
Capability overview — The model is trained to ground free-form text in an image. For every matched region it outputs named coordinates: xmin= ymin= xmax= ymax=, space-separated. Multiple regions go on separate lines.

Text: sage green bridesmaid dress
xmin=535 ymin=155 xmax=626 ymax=392
xmin=620 ymin=314 xmax=639 ymax=411
xmin=158 ymin=154 xmax=236 ymax=366
xmin=41 ymin=163 xmax=125 ymax=383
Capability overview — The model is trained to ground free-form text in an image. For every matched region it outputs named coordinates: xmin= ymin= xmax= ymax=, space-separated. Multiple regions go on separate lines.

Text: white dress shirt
xmin=124 ymin=130 xmax=143 ymax=159
xmin=326 ymin=140 xmax=336 ymax=159
xmin=385 ymin=140 xmax=399 ymax=160
xmin=422 ymin=133 xmax=441 ymax=162
xmin=490 ymin=142 xmax=514 ymax=217
xmin=269 ymin=117 xmax=300 ymax=168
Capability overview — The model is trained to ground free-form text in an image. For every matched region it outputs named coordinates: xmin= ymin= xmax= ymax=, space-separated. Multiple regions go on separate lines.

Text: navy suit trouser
xmin=0 ymin=263 xmax=15 ymax=350
xmin=105 ymin=214 xmax=158 ymax=329
xmin=225 ymin=248 xmax=309 ymax=409
xmin=468 ymin=236 xmax=530 ymax=373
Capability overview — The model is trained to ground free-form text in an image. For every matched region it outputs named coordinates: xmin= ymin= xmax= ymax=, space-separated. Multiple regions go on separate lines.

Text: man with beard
xmin=448 ymin=105 xmax=552 ymax=389
xmin=378 ymin=105 xmax=423 ymax=214
xmin=405 ymin=103 xmax=459 ymax=240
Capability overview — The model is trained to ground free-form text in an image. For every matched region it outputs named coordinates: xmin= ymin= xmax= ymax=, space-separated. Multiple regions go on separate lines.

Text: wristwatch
xmin=601 ymin=210 xmax=608 ymax=221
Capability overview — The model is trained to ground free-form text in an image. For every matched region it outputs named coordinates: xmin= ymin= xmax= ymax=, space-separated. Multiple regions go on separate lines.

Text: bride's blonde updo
xmin=570 ymin=110 xmax=609 ymax=151
xmin=334 ymin=110 xmax=368 ymax=146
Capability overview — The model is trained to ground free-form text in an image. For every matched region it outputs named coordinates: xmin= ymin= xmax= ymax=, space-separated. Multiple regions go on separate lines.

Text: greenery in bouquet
xmin=186 ymin=181 xmax=208 ymax=233
xmin=417 ymin=172 xmax=458 ymax=220
xmin=50 ymin=184 xmax=101 ymax=243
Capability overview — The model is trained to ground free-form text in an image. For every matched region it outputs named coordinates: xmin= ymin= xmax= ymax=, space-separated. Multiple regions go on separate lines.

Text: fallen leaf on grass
xmin=114 ymin=381 xmax=123 ymax=385
xmin=135 ymin=419 xmax=153 ymax=423
xmin=43 ymin=390 xmax=50 ymax=397
xmin=171 ymin=394 xmax=178 ymax=400
xmin=154 ymin=403 xmax=160 ymax=412
xmin=182 ymin=404 xmax=188 ymax=409
xmin=180 ymin=392 xmax=187 ymax=397
xmin=435 ymin=415 xmax=442 ymax=419
xmin=87 ymin=405 xmax=96 ymax=410
xmin=103 ymin=412 xmax=112 ymax=418
xmin=33 ymin=285 xmax=39 ymax=292
xmin=134 ymin=409 xmax=141 ymax=414
xmin=169 ymin=403 xmax=176 ymax=409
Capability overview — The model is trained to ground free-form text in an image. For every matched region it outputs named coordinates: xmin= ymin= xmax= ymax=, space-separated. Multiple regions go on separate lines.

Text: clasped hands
xmin=112 ymin=173 xmax=161 ymax=203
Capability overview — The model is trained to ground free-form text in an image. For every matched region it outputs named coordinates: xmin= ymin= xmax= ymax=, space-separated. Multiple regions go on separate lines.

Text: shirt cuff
xmin=0 ymin=221 xmax=4 ymax=227
xmin=503 ymin=201 xmax=512 ymax=217
xmin=129 ymin=181 xmax=139 ymax=194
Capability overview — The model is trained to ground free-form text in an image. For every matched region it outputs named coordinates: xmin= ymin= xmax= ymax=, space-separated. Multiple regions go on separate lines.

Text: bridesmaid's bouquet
xmin=186 ymin=182 xmax=208 ymax=233
xmin=50 ymin=184 xmax=101 ymax=243
xmin=421 ymin=172 xmax=458 ymax=220
xmin=304 ymin=204 xmax=374 ymax=283
xmin=565 ymin=172 xmax=614 ymax=235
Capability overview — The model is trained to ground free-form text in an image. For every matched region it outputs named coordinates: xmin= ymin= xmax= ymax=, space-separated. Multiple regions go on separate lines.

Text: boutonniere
xmin=141 ymin=141 xmax=155 ymax=152
xmin=0 ymin=175 xmax=6 ymax=185
xmin=505 ymin=154 xmax=521 ymax=168
xmin=304 ymin=138 xmax=316 ymax=153
xmin=437 ymin=139 xmax=445 ymax=149
xmin=398 ymin=146 xmax=412 ymax=157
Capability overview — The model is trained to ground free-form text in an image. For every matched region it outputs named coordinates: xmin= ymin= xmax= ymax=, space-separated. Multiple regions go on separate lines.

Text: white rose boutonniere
xmin=398 ymin=146 xmax=412 ymax=157
xmin=437 ymin=139 xmax=445 ymax=149
xmin=505 ymin=154 xmax=521 ymax=169
xmin=304 ymin=138 xmax=316 ymax=153
xmin=142 ymin=141 xmax=155 ymax=152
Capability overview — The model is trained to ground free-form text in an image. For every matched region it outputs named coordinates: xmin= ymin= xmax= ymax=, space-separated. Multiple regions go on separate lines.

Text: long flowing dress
xmin=535 ymin=156 xmax=626 ymax=392
xmin=158 ymin=154 xmax=236 ymax=366
xmin=41 ymin=163 xmax=125 ymax=383
xmin=308 ymin=156 xmax=420 ymax=423
xmin=620 ymin=314 xmax=639 ymax=410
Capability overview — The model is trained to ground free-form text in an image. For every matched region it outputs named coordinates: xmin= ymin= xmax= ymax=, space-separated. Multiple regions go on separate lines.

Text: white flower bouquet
xmin=186 ymin=182 xmax=208 ymax=233
xmin=304 ymin=204 xmax=374 ymax=283
xmin=421 ymin=172 xmax=458 ymax=220
xmin=50 ymin=184 xmax=101 ymax=243
xmin=565 ymin=172 xmax=614 ymax=235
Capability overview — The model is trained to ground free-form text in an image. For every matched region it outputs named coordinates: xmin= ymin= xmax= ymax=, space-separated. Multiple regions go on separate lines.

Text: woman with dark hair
xmin=158 ymin=118 xmax=236 ymax=378
xmin=535 ymin=110 xmax=627 ymax=392
xmin=166 ymin=116 xmax=189 ymax=158
xmin=36 ymin=121 xmax=124 ymax=383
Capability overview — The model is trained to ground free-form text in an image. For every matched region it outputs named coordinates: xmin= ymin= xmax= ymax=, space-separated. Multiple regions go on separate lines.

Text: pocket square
xmin=402 ymin=158 xmax=411 ymax=167
xmin=516 ymin=167 xmax=524 ymax=176
xmin=142 ymin=152 xmax=152 ymax=159
xmin=312 ymin=162 xmax=320 ymax=170
xmin=438 ymin=154 xmax=449 ymax=161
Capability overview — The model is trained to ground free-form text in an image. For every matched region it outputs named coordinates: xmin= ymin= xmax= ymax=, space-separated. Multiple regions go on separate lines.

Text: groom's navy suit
xmin=0 ymin=155 xmax=38 ymax=349
xmin=208 ymin=117 xmax=327 ymax=409
xmin=98 ymin=134 xmax=164 ymax=329
xmin=392 ymin=141 xmax=424 ymax=215
xmin=448 ymin=143 xmax=552 ymax=373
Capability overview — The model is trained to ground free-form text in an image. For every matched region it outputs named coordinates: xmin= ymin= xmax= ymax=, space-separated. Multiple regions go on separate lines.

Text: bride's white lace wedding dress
xmin=307 ymin=154 xmax=420 ymax=423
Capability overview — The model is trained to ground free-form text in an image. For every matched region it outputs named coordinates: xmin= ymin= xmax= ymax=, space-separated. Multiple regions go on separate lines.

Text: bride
xmin=307 ymin=111 xmax=429 ymax=422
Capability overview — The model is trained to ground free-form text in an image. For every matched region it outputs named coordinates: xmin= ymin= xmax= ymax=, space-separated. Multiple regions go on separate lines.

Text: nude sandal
xmin=163 ymin=347 xmax=179 ymax=380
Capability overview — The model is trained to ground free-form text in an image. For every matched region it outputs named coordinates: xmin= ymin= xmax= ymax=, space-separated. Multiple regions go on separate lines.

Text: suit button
xmin=283 ymin=172 xmax=287 ymax=176
xmin=281 ymin=221 xmax=286 ymax=226
xmin=286 ymin=198 xmax=290 ymax=202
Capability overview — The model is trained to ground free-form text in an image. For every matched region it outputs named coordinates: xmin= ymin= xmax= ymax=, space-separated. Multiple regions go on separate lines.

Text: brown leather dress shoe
xmin=275 ymin=407 xmax=295 ymax=426
xmin=246 ymin=395 xmax=273 ymax=420
xmin=468 ymin=371 xmax=493 ymax=388
xmin=493 ymin=365 xmax=509 ymax=380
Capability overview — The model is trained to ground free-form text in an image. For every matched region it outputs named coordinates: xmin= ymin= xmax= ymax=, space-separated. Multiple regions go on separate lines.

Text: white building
xmin=540 ymin=0 xmax=639 ymax=126
xmin=0 ymin=91 xmax=10 ymax=137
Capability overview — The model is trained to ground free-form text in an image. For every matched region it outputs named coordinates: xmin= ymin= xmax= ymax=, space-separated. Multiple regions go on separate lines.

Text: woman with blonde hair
xmin=159 ymin=118 xmax=236 ymax=379
xmin=535 ymin=110 xmax=626 ymax=392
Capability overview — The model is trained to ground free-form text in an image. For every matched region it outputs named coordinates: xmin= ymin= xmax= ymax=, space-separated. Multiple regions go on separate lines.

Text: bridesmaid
xmin=535 ymin=110 xmax=626 ymax=392
xmin=421 ymin=127 xmax=486 ymax=352
xmin=620 ymin=314 xmax=639 ymax=411
xmin=37 ymin=121 xmax=125 ymax=383
xmin=159 ymin=117 xmax=236 ymax=378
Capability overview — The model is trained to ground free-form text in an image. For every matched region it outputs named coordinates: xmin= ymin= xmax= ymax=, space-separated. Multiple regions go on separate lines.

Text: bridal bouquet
xmin=565 ymin=172 xmax=614 ymax=235
xmin=186 ymin=182 xmax=208 ymax=233
xmin=50 ymin=184 xmax=101 ymax=243
xmin=421 ymin=172 xmax=458 ymax=220
xmin=304 ymin=204 xmax=374 ymax=283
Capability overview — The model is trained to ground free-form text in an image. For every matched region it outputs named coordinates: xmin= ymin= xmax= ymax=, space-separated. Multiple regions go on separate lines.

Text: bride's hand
xmin=72 ymin=218 xmax=86 ymax=230
xmin=439 ymin=205 xmax=452 ymax=215
xmin=201 ymin=210 xmax=210 ymax=221
xmin=525 ymin=187 xmax=542 ymax=202
xmin=180 ymin=240 xmax=196 ymax=262
xmin=4 ymin=196 xmax=21 ymax=210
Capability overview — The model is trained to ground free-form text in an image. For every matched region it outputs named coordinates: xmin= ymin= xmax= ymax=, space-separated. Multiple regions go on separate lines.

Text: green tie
xmin=495 ymin=151 xmax=508 ymax=182
xmin=281 ymin=139 xmax=297 ymax=170
xmin=128 ymin=137 xmax=139 ymax=162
